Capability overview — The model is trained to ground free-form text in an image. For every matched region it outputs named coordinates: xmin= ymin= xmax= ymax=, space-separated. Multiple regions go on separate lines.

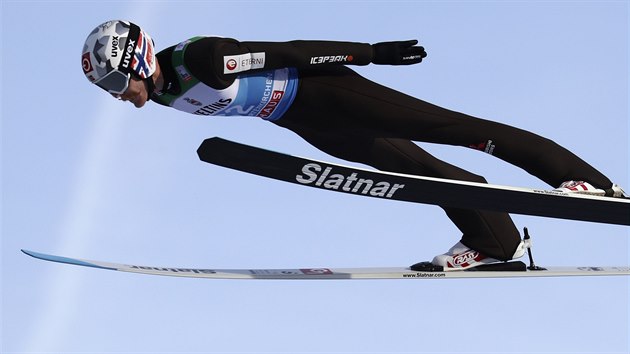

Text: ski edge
xmin=22 ymin=250 xmax=630 ymax=280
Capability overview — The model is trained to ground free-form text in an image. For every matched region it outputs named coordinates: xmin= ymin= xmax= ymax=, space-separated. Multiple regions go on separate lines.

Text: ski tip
xmin=22 ymin=249 xmax=66 ymax=262
xmin=22 ymin=249 xmax=40 ymax=259
xmin=197 ymin=136 xmax=225 ymax=160
xmin=21 ymin=249 xmax=116 ymax=271
xmin=199 ymin=136 xmax=226 ymax=146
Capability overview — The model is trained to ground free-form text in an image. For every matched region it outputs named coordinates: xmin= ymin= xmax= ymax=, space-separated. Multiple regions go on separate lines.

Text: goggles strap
xmin=118 ymin=23 xmax=141 ymax=75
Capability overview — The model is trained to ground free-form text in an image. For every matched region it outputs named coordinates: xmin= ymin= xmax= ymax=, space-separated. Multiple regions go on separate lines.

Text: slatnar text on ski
xmin=296 ymin=163 xmax=405 ymax=198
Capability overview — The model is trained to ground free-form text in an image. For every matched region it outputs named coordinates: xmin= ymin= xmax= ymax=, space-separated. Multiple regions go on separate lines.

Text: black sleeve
xmin=184 ymin=37 xmax=374 ymax=89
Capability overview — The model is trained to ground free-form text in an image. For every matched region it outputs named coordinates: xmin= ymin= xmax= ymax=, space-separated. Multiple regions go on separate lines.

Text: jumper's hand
xmin=372 ymin=40 xmax=427 ymax=65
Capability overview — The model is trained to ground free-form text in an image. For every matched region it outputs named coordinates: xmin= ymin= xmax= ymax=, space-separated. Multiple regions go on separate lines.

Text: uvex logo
xmin=111 ymin=36 xmax=120 ymax=57
xmin=121 ymin=39 xmax=136 ymax=69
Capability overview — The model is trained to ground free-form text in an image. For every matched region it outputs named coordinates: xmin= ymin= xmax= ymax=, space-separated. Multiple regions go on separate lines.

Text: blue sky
xmin=2 ymin=1 xmax=628 ymax=353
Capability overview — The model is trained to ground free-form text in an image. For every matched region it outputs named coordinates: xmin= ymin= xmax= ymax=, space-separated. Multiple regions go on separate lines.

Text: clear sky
xmin=2 ymin=1 xmax=628 ymax=353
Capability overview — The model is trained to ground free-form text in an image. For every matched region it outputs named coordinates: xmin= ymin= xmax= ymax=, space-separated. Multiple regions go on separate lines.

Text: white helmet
xmin=82 ymin=20 xmax=157 ymax=94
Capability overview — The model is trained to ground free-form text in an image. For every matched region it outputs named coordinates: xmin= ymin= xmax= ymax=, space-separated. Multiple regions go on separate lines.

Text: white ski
xmin=22 ymin=250 xmax=630 ymax=280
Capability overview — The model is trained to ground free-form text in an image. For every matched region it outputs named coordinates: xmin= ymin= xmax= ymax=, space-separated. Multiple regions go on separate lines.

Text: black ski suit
xmin=152 ymin=37 xmax=613 ymax=261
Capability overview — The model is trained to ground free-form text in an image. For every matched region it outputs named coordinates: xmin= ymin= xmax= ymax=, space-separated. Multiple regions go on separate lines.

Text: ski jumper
xmin=152 ymin=36 xmax=614 ymax=261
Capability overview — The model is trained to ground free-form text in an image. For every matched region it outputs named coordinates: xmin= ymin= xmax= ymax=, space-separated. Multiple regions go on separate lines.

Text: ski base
xmin=22 ymin=250 xmax=630 ymax=280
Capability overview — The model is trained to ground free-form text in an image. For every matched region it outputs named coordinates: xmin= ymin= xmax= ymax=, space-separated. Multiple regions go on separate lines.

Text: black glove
xmin=372 ymin=40 xmax=427 ymax=65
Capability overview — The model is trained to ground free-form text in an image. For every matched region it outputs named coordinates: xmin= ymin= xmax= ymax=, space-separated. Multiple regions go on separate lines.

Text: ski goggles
xmin=93 ymin=69 xmax=132 ymax=96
